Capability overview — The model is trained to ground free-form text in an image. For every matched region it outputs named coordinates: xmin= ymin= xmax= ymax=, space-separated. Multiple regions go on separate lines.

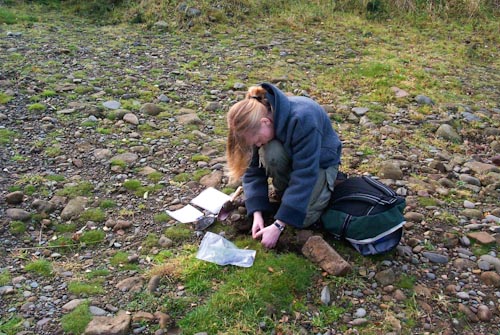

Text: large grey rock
xmin=84 ymin=310 xmax=131 ymax=335
xmin=60 ymin=196 xmax=88 ymax=220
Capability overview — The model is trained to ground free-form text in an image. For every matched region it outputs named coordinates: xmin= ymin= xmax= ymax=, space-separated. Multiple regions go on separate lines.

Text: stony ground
xmin=1 ymin=11 xmax=500 ymax=335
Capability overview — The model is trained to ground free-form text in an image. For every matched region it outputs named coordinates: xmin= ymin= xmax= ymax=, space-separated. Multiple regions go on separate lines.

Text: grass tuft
xmin=61 ymin=301 xmax=92 ymax=334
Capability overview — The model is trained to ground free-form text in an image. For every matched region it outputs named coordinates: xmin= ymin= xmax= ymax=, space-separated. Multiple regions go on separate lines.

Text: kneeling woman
xmin=226 ymin=83 xmax=342 ymax=248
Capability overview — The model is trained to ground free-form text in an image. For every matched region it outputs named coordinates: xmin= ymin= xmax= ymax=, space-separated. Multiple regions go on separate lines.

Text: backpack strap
xmin=362 ymin=176 xmax=397 ymax=197
xmin=331 ymin=193 xmax=397 ymax=206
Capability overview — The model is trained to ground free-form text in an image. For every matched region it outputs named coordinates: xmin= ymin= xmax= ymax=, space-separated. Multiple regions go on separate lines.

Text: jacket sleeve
xmin=275 ymin=120 xmax=322 ymax=228
xmin=242 ymin=147 xmax=273 ymax=216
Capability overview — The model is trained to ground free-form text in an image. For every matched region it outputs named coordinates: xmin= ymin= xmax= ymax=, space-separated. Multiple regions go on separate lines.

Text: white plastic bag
xmin=196 ymin=232 xmax=256 ymax=267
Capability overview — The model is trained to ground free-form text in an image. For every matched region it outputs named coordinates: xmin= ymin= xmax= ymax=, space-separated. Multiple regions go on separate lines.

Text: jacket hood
xmin=260 ymin=83 xmax=290 ymax=137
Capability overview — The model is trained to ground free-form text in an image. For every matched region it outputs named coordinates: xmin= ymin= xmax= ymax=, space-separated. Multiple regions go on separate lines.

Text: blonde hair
xmin=226 ymin=86 xmax=271 ymax=181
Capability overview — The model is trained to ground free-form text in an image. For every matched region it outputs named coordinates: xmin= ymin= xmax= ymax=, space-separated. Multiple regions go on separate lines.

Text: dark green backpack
xmin=321 ymin=176 xmax=406 ymax=256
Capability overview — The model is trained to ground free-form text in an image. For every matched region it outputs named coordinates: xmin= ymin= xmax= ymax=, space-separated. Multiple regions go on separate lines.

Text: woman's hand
xmin=254 ymin=220 xmax=285 ymax=249
xmin=251 ymin=211 xmax=265 ymax=238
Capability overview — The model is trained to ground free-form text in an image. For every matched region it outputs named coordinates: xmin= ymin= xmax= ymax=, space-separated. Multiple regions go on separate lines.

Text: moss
xmin=25 ymin=259 xmax=52 ymax=277
xmin=164 ymin=225 xmax=192 ymax=242
xmin=79 ymin=230 xmax=105 ymax=246
xmin=80 ymin=208 xmax=106 ymax=223
xmin=9 ymin=221 xmax=27 ymax=235
xmin=61 ymin=301 xmax=92 ymax=334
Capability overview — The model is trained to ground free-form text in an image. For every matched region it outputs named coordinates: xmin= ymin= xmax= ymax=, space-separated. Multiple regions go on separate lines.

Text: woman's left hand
xmin=254 ymin=223 xmax=282 ymax=249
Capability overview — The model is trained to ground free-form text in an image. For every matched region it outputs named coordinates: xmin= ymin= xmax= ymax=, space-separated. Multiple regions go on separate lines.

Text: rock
xmin=132 ymin=311 xmax=155 ymax=322
xmin=199 ymin=170 xmax=223 ymax=188
xmin=351 ymin=107 xmax=369 ymax=116
xmin=476 ymin=305 xmax=493 ymax=322
xmin=404 ymin=212 xmax=425 ymax=223
xmin=458 ymin=303 xmax=479 ymax=322
xmin=153 ymin=311 xmax=170 ymax=329
xmin=147 ymin=275 xmax=161 ymax=293
xmin=5 ymin=191 xmax=24 ymax=204
xmin=94 ymin=149 xmax=113 ymax=160
xmin=480 ymin=271 xmax=500 ymax=287
xmin=464 ymin=161 xmax=499 ymax=175
xmin=422 ymin=252 xmax=449 ymax=264
xmin=84 ymin=310 xmax=131 ymax=335
xmin=62 ymin=299 xmax=86 ymax=312
xmin=301 ymin=236 xmax=351 ymax=276
xmin=205 ymin=101 xmax=221 ymax=112
xmin=6 ymin=208 xmax=31 ymax=221
xmin=467 ymin=231 xmax=496 ymax=244
xmin=140 ymin=103 xmax=163 ymax=116
xmin=110 ymin=153 xmax=138 ymax=164
xmin=479 ymin=255 xmax=500 ymax=272
xmin=436 ymin=124 xmax=461 ymax=142
xmin=123 ymin=113 xmax=139 ymax=125
xmin=32 ymin=199 xmax=56 ymax=214
xmin=379 ymin=161 xmax=403 ymax=180
xmin=461 ymin=209 xmax=483 ymax=219
xmin=116 ymin=277 xmax=144 ymax=293
xmin=374 ymin=268 xmax=396 ymax=286
xmin=61 ymin=196 xmax=88 ymax=220
xmin=158 ymin=236 xmax=173 ymax=248
xmin=415 ymin=95 xmax=434 ymax=105
xmin=176 ymin=111 xmax=202 ymax=125
xmin=320 ymin=286 xmax=330 ymax=305
xmin=103 ymin=100 xmax=121 ymax=110
xmin=391 ymin=87 xmax=409 ymax=98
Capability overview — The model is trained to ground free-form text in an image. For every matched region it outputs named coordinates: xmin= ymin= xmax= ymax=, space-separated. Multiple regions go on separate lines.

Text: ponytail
xmin=226 ymin=85 xmax=271 ymax=182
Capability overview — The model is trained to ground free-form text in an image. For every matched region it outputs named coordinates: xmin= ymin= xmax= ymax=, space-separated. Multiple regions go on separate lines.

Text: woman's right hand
xmin=251 ymin=211 xmax=265 ymax=238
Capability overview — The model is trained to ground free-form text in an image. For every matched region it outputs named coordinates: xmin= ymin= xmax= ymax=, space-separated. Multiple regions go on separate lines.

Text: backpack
xmin=320 ymin=175 xmax=406 ymax=256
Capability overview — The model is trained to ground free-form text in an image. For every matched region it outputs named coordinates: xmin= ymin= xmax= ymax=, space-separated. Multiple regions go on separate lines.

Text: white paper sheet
xmin=190 ymin=187 xmax=231 ymax=214
xmin=166 ymin=204 xmax=204 ymax=223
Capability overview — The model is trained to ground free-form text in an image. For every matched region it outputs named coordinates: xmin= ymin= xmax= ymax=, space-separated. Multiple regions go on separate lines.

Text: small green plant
xmin=311 ymin=304 xmax=346 ymax=328
xmin=472 ymin=242 xmax=496 ymax=257
xmin=48 ymin=236 xmax=76 ymax=251
xmin=81 ymin=120 xmax=97 ymax=127
xmin=418 ymin=197 xmax=438 ymax=207
xmin=23 ymin=185 xmax=36 ymax=196
xmin=9 ymin=221 xmax=27 ymax=235
xmin=191 ymin=154 xmax=209 ymax=162
xmin=11 ymin=154 xmax=27 ymax=162
xmin=0 ymin=270 xmax=11 ymax=286
xmin=79 ymin=230 xmax=105 ymax=246
xmin=0 ymin=129 xmax=16 ymax=145
xmin=123 ymin=179 xmax=142 ymax=191
xmin=68 ymin=281 xmax=105 ymax=296
xmin=110 ymin=251 xmax=139 ymax=271
xmin=80 ymin=208 xmax=106 ymax=222
xmin=173 ymin=173 xmax=190 ymax=183
xmin=193 ymin=169 xmax=210 ymax=181
xmin=46 ymin=174 xmax=65 ymax=182
xmin=397 ymin=274 xmax=416 ymax=290
xmin=57 ymin=181 xmax=94 ymax=198
xmin=25 ymin=259 xmax=52 ymax=277
xmin=143 ymin=233 xmax=159 ymax=248
xmin=85 ymin=268 xmax=110 ymax=279
xmin=0 ymin=315 xmax=23 ymax=335
xmin=41 ymin=90 xmax=57 ymax=97
xmin=99 ymin=199 xmax=117 ymax=209
xmin=61 ymin=301 xmax=92 ymax=334
xmin=147 ymin=171 xmax=163 ymax=183
xmin=97 ymin=127 xmax=112 ymax=134
xmin=164 ymin=226 xmax=192 ymax=242
xmin=110 ymin=159 xmax=127 ymax=169
xmin=53 ymin=223 xmax=77 ymax=233
xmin=153 ymin=212 xmax=170 ymax=223
xmin=45 ymin=145 xmax=62 ymax=157
xmin=0 ymin=92 xmax=13 ymax=104
xmin=28 ymin=103 xmax=46 ymax=111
